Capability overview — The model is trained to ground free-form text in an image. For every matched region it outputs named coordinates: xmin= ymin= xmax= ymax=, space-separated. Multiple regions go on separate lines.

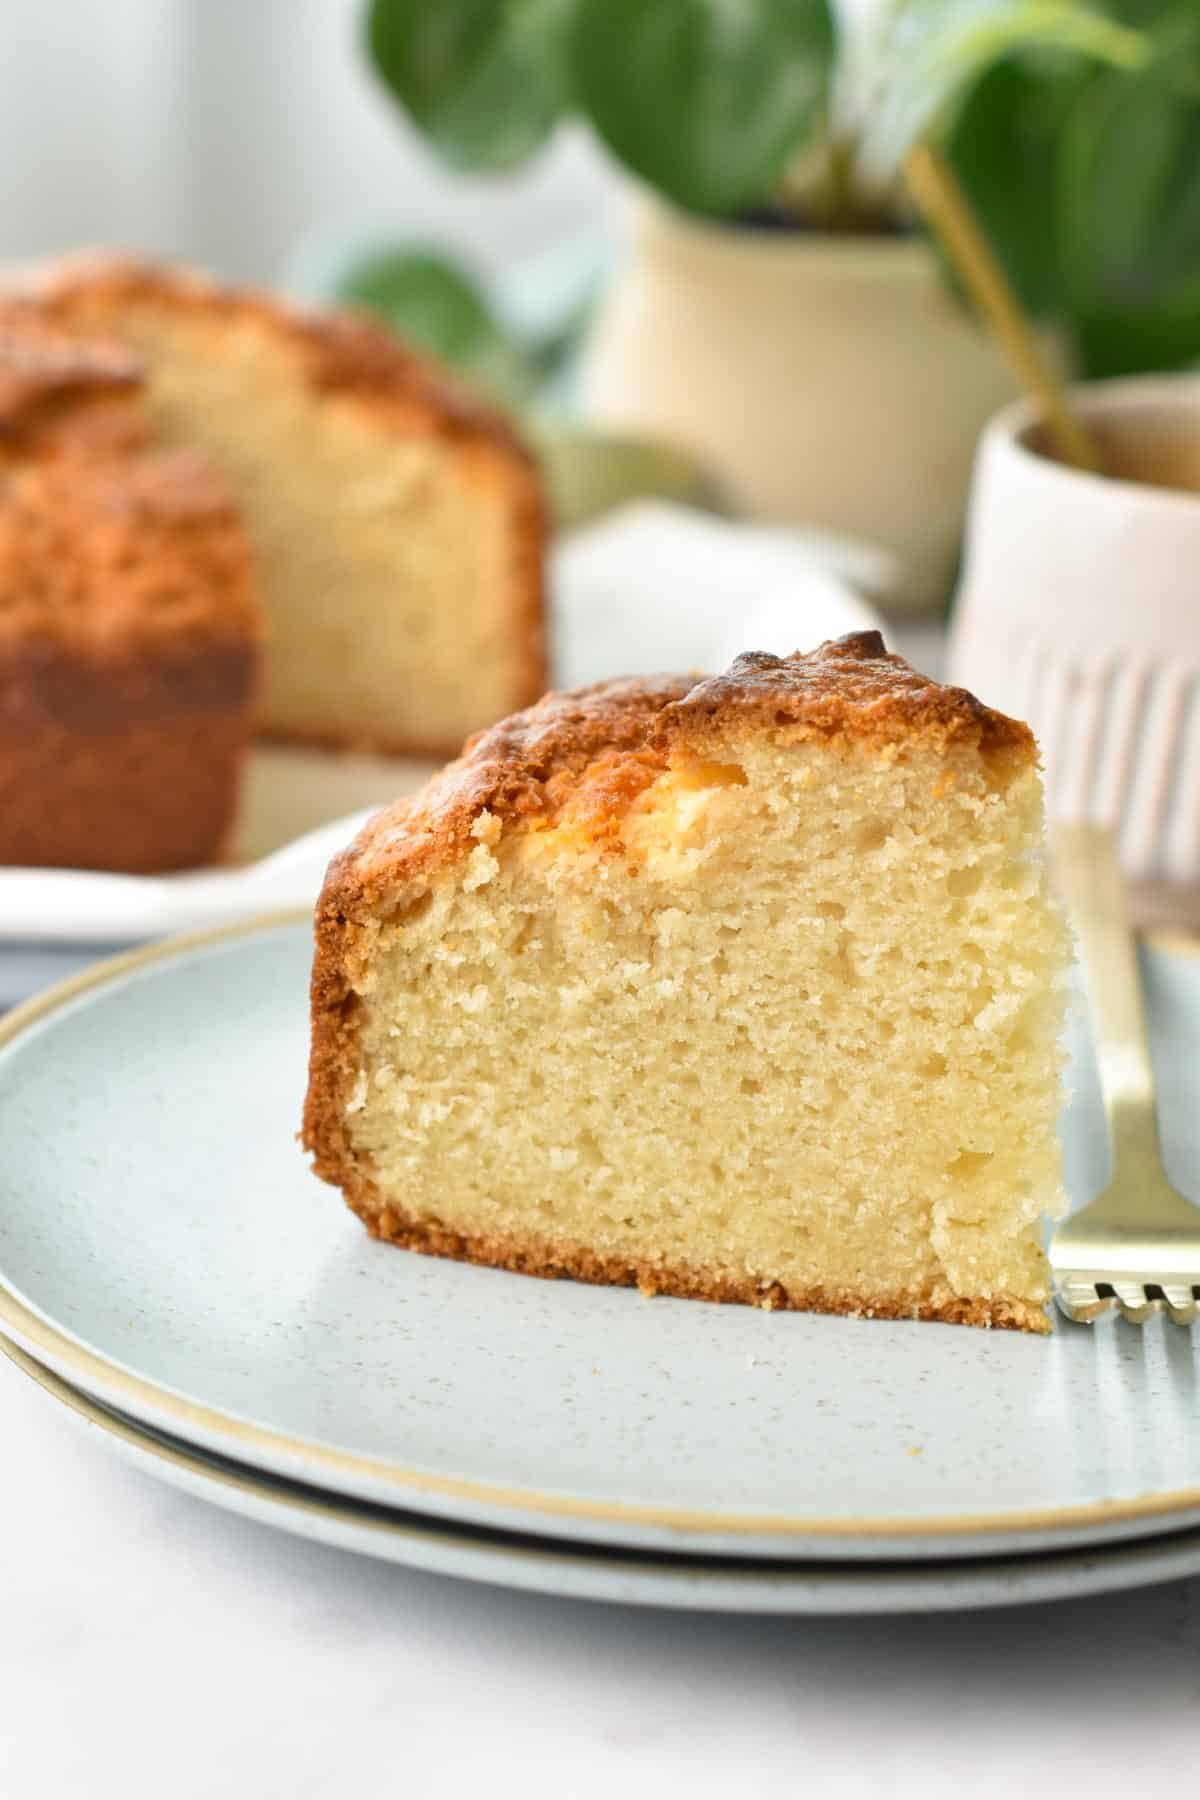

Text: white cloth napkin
xmin=551 ymin=502 xmax=888 ymax=688
xmin=0 ymin=504 xmax=884 ymax=949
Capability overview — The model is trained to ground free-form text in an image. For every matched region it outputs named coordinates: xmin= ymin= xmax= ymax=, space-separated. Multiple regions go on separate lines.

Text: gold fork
xmin=1049 ymin=825 xmax=1200 ymax=1326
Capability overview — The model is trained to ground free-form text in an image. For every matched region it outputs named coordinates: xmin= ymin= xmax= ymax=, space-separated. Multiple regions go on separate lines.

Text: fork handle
xmin=1051 ymin=825 xmax=1160 ymax=1170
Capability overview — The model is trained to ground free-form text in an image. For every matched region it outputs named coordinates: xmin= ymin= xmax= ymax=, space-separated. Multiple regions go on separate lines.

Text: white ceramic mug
xmin=948 ymin=376 xmax=1200 ymax=931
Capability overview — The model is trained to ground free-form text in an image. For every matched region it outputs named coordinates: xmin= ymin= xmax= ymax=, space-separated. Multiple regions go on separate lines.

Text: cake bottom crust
xmin=352 ymin=1198 xmax=1051 ymax=1335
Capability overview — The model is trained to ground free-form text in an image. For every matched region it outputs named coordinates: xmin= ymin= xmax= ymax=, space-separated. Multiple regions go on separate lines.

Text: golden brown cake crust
xmin=663 ymin=636 xmax=1034 ymax=757
xmin=302 ymin=673 xmax=691 ymax=1204
xmin=0 ymin=320 xmax=261 ymax=870
xmin=3 ymin=253 xmax=534 ymax=455
xmin=0 ymin=253 xmax=549 ymax=741
xmin=0 ymin=448 xmax=261 ymax=657
xmin=314 ymin=632 xmax=1034 ymax=927
xmin=303 ymin=634 xmax=1047 ymax=1331
xmin=354 ymin=1202 xmax=1051 ymax=1333
xmin=0 ymin=322 xmax=142 ymax=450
xmin=317 ymin=672 xmax=691 ymax=918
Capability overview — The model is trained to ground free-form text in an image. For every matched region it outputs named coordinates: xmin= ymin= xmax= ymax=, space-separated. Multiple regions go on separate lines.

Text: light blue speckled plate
xmin=0 ymin=917 xmax=1197 ymax=1562
xmin=6 ymin=1336 xmax=1200 ymax=1613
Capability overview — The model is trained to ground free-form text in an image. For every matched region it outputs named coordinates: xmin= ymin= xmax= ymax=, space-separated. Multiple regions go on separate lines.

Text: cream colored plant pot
xmin=580 ymin=194 xmax=1050 ymax=613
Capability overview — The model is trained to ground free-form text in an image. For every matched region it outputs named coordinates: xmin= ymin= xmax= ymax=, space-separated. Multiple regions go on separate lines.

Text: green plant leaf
xmin=939 ymin=5 xmax=1200 ymax=371
xmin=1056 ymin=19 xmax=1200 ymax=312
xmin=1050 ymin=9 xmax=1200 ymax=371
xmin=944 ymin=54 xmax=1089 ymax=315
xmin=337 ymin=248 xmax=498 ymax=359
xmin=532 ymin=424 xmax=729 ymax=529
xmin=332 ymin=247 xmax=542 ymax=405
xmin=570 ymin=0 xmax=836 ymax=215
xmin=364 ymin=0 xmax=570 ymax=171
xmin=858 ymin=0 xmax=1146 ymax=188
xmin=1073 ymin=276 xmax=1200 ymax=377
xmin=1097 ymin=0 xmax=1185 ymax=26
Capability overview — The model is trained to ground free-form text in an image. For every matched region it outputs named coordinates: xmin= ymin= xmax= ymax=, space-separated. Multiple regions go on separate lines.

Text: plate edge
xmin=2 ymin=916 xmax=1200 ymax=1549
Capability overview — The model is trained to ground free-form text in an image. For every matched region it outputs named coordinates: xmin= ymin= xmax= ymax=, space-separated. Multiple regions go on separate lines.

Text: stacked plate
xmin=1 ymin=917 xmax=1199 ymax=1613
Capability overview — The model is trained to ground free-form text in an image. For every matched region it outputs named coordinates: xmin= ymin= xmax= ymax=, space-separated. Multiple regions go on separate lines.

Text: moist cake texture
xmin=0 ymin=324 xmax=259 ymax=872
xmin=304 ymin=633 xmax=1070 ymax=1331
xmin=2 ymin=255 xmax=547 ymax=757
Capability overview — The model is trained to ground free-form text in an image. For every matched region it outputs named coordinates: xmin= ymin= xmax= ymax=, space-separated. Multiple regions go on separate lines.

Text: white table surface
xmin=4 ymin=613 xmax=1199 ymax=1793
xmin=3 ymin=1350 xmax=1200 ymax=1796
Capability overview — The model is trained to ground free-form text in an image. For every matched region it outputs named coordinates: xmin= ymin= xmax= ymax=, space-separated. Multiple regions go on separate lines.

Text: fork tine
xmin=1050 ymin=827 xmax=1200 ymax=1334
xmin=1056 ymin=1282 xmax=1112 ymax=1323
xmin=1113 ymin=1281 xmax=1155 ymax=1323
xmin=1161 ymin=1284 xmax=1199 ymax=1327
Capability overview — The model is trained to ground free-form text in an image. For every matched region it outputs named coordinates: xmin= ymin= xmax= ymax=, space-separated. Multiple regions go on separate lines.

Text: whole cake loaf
xmin=304 ymin=633 xmax=1070 ymax=1332
xmin=3 ymin=255 xmax=547 ymax=760
xmin=0 ymin=325 xmax=259 ymax=871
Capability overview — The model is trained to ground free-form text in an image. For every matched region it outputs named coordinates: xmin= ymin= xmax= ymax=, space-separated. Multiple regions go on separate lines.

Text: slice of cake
xmin=304 ymin=633 xmax=1069 ymax=1331
xmin=0 ymin=326 xmax=259 ymax=872
xmin=3 ymin=254 xmax=546 ymax=758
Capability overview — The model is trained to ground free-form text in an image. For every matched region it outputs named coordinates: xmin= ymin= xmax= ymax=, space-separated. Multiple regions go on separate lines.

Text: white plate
xmin=0 ymin=505 xmax=879 ymax=949
xmin=6 ymin=1335 xmax=1200 ymax=1615
xmin=0 ymin=742 xmax=430 ymax=1004
xmin=0 ymin=919 xmax=1198 ymax=1561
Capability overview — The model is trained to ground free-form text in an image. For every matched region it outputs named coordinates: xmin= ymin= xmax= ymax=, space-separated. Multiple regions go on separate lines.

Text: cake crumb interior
xmin=130 ymin=310 xmax=525 ymax=750
xmin=343 ymin=730 xmax=1067 ymax=1329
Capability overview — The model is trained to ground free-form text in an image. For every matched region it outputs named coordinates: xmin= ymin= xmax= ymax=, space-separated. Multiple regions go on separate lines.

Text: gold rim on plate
xmin=0 ymin=1330 xmax=654 ymax=1574
xmin=1 ymin=913 xmax=1199 ymax=1546
xmin=14 ymin=1329 xmax=1200 ymax=1609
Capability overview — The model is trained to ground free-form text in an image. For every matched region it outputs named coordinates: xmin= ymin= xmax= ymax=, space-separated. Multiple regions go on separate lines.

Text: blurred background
xmin=0 ymin=0 xmax=616 ymax=283
xmin=2 ymin=0 xmax=1197 ymax=617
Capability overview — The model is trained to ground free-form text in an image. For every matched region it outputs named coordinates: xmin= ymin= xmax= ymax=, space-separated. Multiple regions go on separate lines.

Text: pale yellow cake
xmin=2 ymin=255 xmax=546 ymax=757
xmin=304 ymin=633 xmax=1069 ymax=1331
